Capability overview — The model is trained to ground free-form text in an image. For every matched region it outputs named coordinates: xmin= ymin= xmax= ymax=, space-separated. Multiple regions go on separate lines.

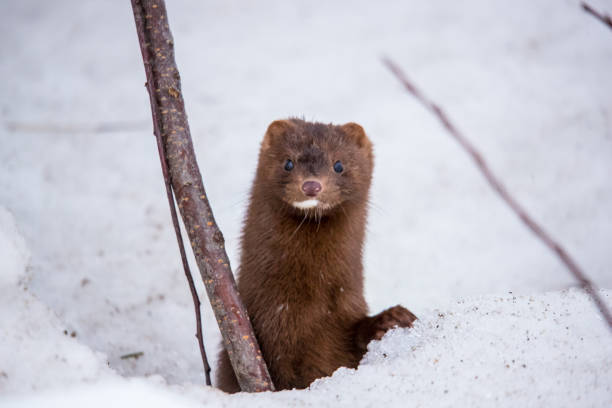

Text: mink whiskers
xmin=288 ymin=209 xmax=309 ymax=241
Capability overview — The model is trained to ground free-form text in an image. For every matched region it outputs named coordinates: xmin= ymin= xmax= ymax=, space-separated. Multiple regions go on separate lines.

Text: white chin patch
xmin=292 ymin=199 xmax=319 ymax=209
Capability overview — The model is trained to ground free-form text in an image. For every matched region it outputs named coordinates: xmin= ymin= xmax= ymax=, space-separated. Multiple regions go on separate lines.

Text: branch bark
xmin=581 ymin=2 xmax=612 ymax=31
xmin=131 ymin=0 xmax=274 ymax=391
xmin=383 ymin=57 xmax=612 ymax=332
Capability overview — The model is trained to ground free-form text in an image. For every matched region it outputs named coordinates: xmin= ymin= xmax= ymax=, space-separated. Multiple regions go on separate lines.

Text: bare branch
xmin=581 ymin=2 xmax=612 ymax=31
xmin=383 ymin=57 xmax=612 ymax=331
xmin=131 ymin=0 xmax=274 ymax=391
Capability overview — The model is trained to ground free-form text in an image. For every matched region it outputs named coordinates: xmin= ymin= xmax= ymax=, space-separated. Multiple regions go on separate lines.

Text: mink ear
xmin=262 ymin=120 xmax=294 ymax=151
xmin=341 ymin=122 xmax=371 ymax=151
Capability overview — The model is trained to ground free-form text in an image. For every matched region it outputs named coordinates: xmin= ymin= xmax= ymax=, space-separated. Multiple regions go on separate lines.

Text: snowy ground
xmin=1 ymin=0 xmax=611 ymax=406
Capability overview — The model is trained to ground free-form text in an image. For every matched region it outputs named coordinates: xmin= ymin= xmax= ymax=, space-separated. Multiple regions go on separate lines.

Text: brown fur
xmin=216 ymin=119 xmax=416 ymax=392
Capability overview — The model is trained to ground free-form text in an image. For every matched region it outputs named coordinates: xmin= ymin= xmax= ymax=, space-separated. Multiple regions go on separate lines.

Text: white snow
xmin=1 ymin=0 xmax=611 ymax=406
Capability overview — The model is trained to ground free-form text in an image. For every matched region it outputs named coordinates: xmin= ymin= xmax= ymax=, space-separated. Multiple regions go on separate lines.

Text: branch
xmin=382 ymin=57 xmax=612 ymax=331
xmin=581 ymin=2 xmax=612 ymax=31
xmin=131 ymin=0 xmax=274 ymax=391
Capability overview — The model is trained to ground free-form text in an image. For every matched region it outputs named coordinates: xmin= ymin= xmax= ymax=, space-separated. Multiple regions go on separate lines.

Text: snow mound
xmin=1 ymin=379 xmax=203 ymax=408
xmin=0 ymin=206 xmax=116 ymax=394
xmin=308 ymin=289 xmax=612 ymax=407
xmin=5 ymin=289 xmax=609 ymax=408
xmin=0 ymin=206 xmax=29 ymax=287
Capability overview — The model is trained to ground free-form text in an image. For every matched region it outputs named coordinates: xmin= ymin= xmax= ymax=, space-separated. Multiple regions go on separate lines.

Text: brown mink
xmin=215 ymin=119 xmax=416 ymax=392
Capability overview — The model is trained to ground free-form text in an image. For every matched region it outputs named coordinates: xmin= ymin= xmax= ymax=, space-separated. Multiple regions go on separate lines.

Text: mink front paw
xmin=370 ymin=305 xmax=417 ymax=341
xmin=355 ymin=305 xmax=417 ymax=351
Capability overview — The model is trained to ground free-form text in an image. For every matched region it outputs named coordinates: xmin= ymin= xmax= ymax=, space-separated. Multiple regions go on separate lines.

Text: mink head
xmin=255 ymin=118 xmax=373 ymax=217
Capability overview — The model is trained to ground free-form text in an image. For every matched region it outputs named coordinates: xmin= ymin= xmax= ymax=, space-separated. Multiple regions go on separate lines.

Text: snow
xmin=1 ymin=0 xmax=611 ymax=406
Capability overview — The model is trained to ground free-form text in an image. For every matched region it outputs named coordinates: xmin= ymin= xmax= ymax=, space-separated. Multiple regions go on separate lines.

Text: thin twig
xmin=120 ymin=351 xmax=145 ymax=360
xmin=131 ymin=0 xmax=211 ymax=386
xmin=383 ymin=57 xmax=612 ymax=331
xmin=154 ymin=104 xmax=212 ymax=385
xmin=581 ymin=2 xmax=612 ymax=31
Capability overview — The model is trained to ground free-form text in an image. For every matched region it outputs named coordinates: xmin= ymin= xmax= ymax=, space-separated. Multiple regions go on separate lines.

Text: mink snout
xmin=302 ymin=180 xmax=322 ymax=197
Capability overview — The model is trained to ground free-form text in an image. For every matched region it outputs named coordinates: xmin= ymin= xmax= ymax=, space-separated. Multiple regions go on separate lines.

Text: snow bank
xmin=310 ymin=289 xmax=612 ymax=407
xmin=2 ymin=289 xmax=610 ymax=407
xmin=1 ymin=379 xmax=204 ymax=408
xmin=0 ymin=207 xmax=29 ymax=287
xmin=0 ymin=207 xmax=116 ymax=393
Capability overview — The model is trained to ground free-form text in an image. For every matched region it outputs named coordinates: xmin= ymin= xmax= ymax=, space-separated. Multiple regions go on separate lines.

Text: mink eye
xmin=284 ymin=159 xmax=294 ymax=171
xmin=333 ymin=161 xmax=343 ymax=173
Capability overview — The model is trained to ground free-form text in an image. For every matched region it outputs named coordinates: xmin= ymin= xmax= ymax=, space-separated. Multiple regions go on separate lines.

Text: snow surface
xmin=1 ymin=0 xmax=611 ymax=406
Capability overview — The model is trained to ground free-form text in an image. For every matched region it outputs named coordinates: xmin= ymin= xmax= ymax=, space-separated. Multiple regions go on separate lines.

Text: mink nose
xmin=302 ymin=181 xmax=322 ymax=197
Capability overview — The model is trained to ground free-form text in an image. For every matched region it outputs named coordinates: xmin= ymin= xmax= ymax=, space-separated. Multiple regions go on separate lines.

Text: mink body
xmin=216 ymin=119 xmax=416 ymax=392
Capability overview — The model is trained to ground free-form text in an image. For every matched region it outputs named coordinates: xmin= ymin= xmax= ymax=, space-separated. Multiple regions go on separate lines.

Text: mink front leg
xmin=354 ymin=305 xmax=417 ymax=352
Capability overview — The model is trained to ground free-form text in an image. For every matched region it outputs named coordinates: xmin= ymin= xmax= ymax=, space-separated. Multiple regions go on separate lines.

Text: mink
xmin=215 ymin=119 xmax=417 ymax=392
